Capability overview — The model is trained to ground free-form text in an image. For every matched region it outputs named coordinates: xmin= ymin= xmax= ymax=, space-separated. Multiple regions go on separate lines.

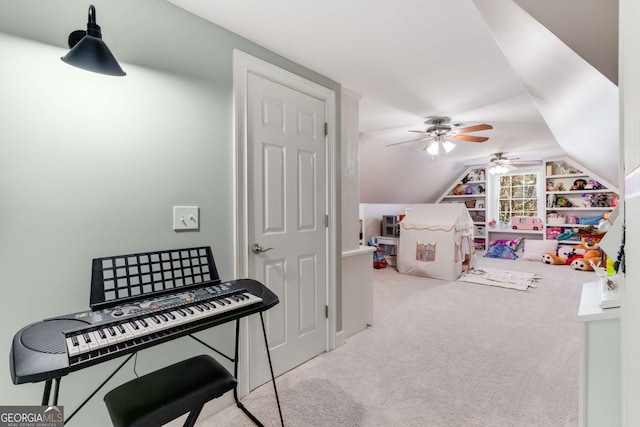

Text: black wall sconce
xmin=61 ymin=5 xmax=126 ymax=76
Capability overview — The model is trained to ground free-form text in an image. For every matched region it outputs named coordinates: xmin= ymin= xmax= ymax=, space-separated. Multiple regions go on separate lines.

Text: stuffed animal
xmin=582 ymin=193 xmax=594 ymax=207
xmin=559 ymin=245 xmax=585 ymax=259
xmin=547 ymin=181 xmax=555 ymax=191
xmin=542 ymin=253 xmax=566 ymax=265
xmin=591 ymin=194 xmax=609 ymax=207
xmin=452 ymin=184 xmax=465 ymax=195
xmin=541 ymin=245 xmax=587 ymax=266
xmin=569 ymin=238 xmax=602 ymax=271
xmin=570 ymin=257 xmax=600 ymax=271
xmin=555 ymin=182 xmax=566 ymax=191
xmin=571 ymin=179 xmax=587 ymax=190
xmin=555 ymin=196 xmax=573 ymax=207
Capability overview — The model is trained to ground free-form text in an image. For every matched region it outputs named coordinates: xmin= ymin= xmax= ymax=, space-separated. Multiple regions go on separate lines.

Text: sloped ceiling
xmin=514 ymin=0 xmax=618 ymax=85
xmin=166 ymin=0 xmax=619 ymax=202
xmin=474 ymin=0 xmax=619 ymax=187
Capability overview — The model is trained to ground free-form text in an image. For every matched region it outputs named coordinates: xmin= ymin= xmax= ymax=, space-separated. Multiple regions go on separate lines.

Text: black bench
xmin=104 ymin=355 xmax=236 ymax=427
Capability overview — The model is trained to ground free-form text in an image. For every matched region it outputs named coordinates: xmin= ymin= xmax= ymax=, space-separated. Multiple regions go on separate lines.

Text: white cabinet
xmin=577 ymin=281 xmax=621 ymax=427
xmin=341 ymin=246 xmax=376 ymax=343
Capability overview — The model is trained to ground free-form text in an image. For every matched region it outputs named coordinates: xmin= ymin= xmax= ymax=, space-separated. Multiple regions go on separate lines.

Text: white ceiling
xmin=166 ymin=0 xmax=619 ymax=201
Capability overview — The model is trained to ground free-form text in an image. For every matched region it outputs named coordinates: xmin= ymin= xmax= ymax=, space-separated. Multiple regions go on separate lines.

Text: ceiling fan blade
xmin=455 ymin=124 xmax=493 ymax=133
xmin=451 ymin=135 xmax=489 ymax=143
xmin=408 ymin=130 xmax=429 ymax=134
xmin=386 ymin=136 xmax=432 ymax=147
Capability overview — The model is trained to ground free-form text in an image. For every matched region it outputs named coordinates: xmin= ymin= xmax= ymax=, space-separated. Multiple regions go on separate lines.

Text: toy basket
xmin=548 ymin=217 xmax=566 ymax=225
xmin=546 ymin=213 xmax=566 ymax=225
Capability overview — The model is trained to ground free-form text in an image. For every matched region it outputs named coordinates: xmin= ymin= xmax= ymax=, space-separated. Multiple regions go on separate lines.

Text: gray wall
xmin=0 ymin=1 xmax=341 ymax=425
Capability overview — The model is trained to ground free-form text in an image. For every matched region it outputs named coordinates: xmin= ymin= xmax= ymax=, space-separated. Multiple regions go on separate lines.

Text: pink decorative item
xmin=510 ymin=216 xmax=543 ymax=230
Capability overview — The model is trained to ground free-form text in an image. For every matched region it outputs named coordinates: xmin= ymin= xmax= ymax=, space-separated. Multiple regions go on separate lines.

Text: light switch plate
xmin=173 ymin=206 xmax=199 ymax=231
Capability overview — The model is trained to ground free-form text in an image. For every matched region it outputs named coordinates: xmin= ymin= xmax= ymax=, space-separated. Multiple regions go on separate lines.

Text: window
xmin=497 ymin=173 xmax=538 ymax=222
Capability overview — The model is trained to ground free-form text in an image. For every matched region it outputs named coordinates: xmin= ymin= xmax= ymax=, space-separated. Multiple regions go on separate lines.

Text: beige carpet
xmin=198 ymin=257 xmax=588 ymax=427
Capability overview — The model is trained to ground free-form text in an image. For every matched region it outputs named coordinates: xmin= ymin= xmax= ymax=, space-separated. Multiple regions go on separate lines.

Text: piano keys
xmin=64 ymin=288 xmax=261 ymax=360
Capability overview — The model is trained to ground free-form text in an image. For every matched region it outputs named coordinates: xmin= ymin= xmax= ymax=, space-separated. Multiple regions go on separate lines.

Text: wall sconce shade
xmin=61 ymin=5 xmax=126 ymax=76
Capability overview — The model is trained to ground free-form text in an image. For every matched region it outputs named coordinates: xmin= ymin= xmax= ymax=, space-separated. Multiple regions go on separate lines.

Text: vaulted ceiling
xmin=167 ymin=0 xmax=619 ymax=203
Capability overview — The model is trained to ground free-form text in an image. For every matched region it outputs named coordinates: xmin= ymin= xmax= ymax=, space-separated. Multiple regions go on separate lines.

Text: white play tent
xmin=398 ymin=203 xmax=476 ymax=281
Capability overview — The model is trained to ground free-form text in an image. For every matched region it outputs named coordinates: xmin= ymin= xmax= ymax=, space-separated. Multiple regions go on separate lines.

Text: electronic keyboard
xmin=10 ymin=278 xmax=277 ymax=385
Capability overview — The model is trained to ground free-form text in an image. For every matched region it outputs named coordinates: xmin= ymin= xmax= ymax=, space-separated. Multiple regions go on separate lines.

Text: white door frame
xmin=232 ymin=49 xmax=337 ymax=396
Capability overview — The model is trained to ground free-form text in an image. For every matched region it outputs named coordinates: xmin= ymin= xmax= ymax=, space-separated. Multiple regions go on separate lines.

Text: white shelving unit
xmin=437 ymin=167 xmax=487 ymax=250
xmin=544 ymin=157 xmax=619 ymax=244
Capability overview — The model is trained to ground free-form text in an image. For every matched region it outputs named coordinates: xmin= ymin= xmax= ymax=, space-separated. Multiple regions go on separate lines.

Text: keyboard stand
xmin=40 ymin=315 xmax=284 ymax=427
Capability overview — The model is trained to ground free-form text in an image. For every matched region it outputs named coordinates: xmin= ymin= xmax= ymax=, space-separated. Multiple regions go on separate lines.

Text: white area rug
xmin=458 ymin=267 xmax=540 ymax=291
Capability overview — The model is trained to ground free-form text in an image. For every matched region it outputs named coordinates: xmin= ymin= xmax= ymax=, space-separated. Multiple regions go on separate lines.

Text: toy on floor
xmin=541 ymin=246 xmax=586 ymax=265
xmin=485 ymin=238 xmax=522 ymax=260
xmin=541 ymin=253 xmax=565 ymax=265
xmin=570 ymin=238 xmax=603 ymax=271
xmin=541 ymin=238 xmax=600 ymax=269
xmin=369 ymin=238 xmax=388 ymax=269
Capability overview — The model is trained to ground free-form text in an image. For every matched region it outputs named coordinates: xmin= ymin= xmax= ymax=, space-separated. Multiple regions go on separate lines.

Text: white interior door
xmin=247 ymin=72 xmax=328 ymax=389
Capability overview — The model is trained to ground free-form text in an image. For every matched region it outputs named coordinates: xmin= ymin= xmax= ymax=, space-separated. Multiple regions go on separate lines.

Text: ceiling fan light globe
xmin=442 ymin=140 xmax=455 ymax=153
xmin=426 ymin=141 xmax=439 ymax=155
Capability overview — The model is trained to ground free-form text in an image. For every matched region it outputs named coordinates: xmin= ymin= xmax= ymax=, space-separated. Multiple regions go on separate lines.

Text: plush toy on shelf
xmin=555 ymin=196 xmax=573 ymax=207
xmin=582 ymin=193 xmax=594 ymax=207
xmin=452 ymin=184 xmax=465 ymax=195
xmin=571 ymin=179 xmax=588 ymax=190
xmin=591 ymin=193 xmax=610 ymax=207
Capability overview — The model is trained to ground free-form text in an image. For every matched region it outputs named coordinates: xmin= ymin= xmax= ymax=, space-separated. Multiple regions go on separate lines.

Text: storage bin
xmin=548 ymin=216 xmax=566 ymax=225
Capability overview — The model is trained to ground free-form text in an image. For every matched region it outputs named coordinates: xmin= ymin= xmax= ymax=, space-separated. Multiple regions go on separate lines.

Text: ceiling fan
xmin=473 ymin=152 xmax=542 ymax=174
xmin=386 ymin=117 xmax=493 ymax=155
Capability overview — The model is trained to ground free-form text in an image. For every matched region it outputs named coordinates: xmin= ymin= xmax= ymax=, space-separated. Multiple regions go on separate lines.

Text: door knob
xmin=252 ymin=243 xmax=274 ymax=254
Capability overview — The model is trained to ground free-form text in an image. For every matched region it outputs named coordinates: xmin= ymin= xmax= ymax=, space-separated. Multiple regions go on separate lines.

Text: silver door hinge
xmin=325 ymin=305 xmax=329 ymax=319
xmin=324 ymin=122 xmax=328 ymax=137
xmin=325 ymin=215 xmax=329 ymax=228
